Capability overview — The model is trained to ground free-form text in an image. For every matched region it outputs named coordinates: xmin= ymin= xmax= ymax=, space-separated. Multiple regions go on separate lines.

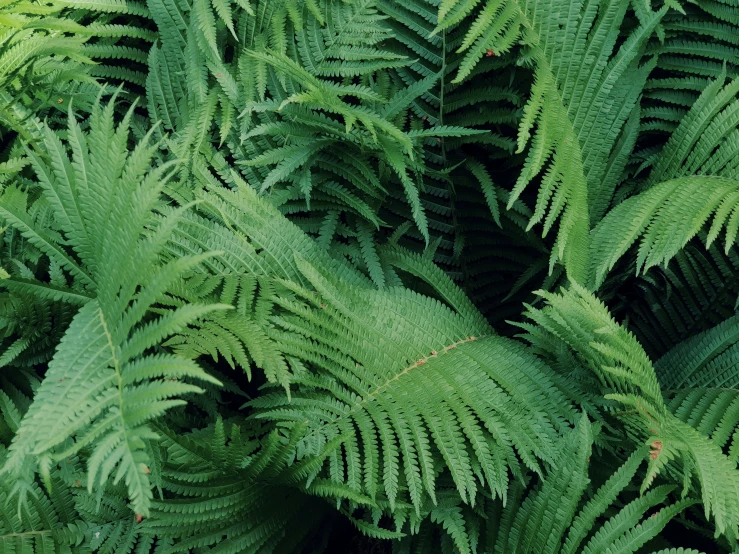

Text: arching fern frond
xmin=159 ymin=162 xmax=577 ymax=515
xmin=589 ymin=176 xmax=739 ymax=289
xmin=394 ymin=416 xmax=697 ymax=554
xmin=439 ymin=0 xmax=666 ymax=282
xmin=253 ymin=255 xmax=574 ymax=512
xmin=656 ymin=313 xmax=739 ymax=389
xmin=518 ymin=283 xmax=739 ymax=540
xmin=0 ymin=97 xmax=225 ymax=517
xmin=646 ymin=69 xmax=739 ymax=186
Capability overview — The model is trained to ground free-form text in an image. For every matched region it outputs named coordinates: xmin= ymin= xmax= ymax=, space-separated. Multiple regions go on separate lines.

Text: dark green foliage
xmin=2 ymin=0 xmax=739 ymax=552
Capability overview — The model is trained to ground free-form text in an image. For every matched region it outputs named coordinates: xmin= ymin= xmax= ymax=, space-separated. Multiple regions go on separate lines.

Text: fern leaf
xmin=589 ymin=176 xmax=739 ymax=289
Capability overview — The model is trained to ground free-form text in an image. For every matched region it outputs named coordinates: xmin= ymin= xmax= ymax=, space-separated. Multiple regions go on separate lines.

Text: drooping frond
xmin=394 ymin=416 xmax=695 ymax=554
xmin=589 ymin=176 xmax=739 ymax=289
xmin=519 ymin=283 xmax=739 ymax=540
xmin=252 ymin=256 xmax=574 ymax=512
xmin=439 ymin=0 xmax=666 ymax=282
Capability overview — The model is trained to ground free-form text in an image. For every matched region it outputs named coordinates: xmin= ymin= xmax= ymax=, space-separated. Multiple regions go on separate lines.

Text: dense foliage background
xmin=3 ymin=0 xmax=739 ymax=552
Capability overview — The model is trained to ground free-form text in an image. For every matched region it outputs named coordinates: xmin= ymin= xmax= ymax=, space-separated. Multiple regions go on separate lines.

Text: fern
xmin=0 ymin=97 xmax=225 ymax=517
xmin=2 ymin=0 xmax=739 ymax=551
xmin=641 ymin=0 xmax=739 ymax=146
xmin=656 ymin=314 xmax=739 ymax=389
xmin=161 ymin=163 xmax=576 ymax=513
xmin=589 ymin=176 xmax=739 ymax=288
xmin=0 ymin=386 xmax=167 ymax=554
xmin=1 ymin=445 xmax=90 ymax=554
xmin=601 ymin=239 xmax=739 ymax=359
xmin=374 ymin=0 xmax=541 ymax=319
xmin=144 ymin=417 xmax=339 ymax=553
xmin=396 ymin=416 xmax=696 ymax=554
xmin=436 ymin=0 xmax=668 ymax=283
xmin=519 ymin=283 xmax=739 ymax=540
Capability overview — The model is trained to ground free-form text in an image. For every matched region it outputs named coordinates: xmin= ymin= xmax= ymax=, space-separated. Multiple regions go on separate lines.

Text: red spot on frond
xmin=649 ymin=440 xmax=663 ymax=460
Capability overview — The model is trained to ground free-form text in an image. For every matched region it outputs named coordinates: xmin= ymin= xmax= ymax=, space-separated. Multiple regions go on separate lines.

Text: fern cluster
xmin=3 ymin=0 xmax=739 ymax=552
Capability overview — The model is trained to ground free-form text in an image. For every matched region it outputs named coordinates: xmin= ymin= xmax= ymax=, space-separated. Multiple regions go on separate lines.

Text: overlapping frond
xmin=604 ymin=240 xmax=739 ymax=359
xmin=437 ymin=0 xmax=666 ymax=282
xmin=1 ymin=444 xmax=89 ymax=554
xmin=589 ymin=176 xmax=739 ymax=289
xmin=160 ymin=163 xmax=576 ymax=514
xmin=2 ymin=0 xmax=738 ymax=551
xmin=656 ymin=313 xmax=739 ymax=389
xmin=0 ymin=98 xmax=224 ymax=517
xmin=394 ymin=417 xmax=695 ymax=554
xmin=641 ymin=0 xmax=739 ymax=147
xmin=254 ymin=258 xmax=573 ymax=511
xmin=145 ymin=418 xmax=338 ymax=554
xmin=519 ymin=284 xmax=739 ymax=540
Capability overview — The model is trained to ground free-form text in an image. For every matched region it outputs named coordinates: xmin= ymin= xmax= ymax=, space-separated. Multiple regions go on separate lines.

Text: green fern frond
xmin=0 ymin=446 xmax=90 ymax=554
xmin=647 ymin=69 xmax=739 ymax=185
xmin=155 ymin=163 xmax=577 ymax=515
xmin=1 ymin=0 xmax=737 ymax=549
xmin=656 ymin=313 xmax=739 ymax=389
xmin=441 ymin=0 xmax=666 ymax=282
xmin=0 ymin=98 xmax=226 ymax=517
xmin=520 ymin=283 xmax=739 ymax=540
xmin=589 ymin=176 xmax=739 ymax=289
xmin=251 ymin=254 xmax=574 ymax=512
xmin=395 ymin=416 xmax=695 ymax=554
xmin=145 ymin=419 xmax=337 ymax=554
